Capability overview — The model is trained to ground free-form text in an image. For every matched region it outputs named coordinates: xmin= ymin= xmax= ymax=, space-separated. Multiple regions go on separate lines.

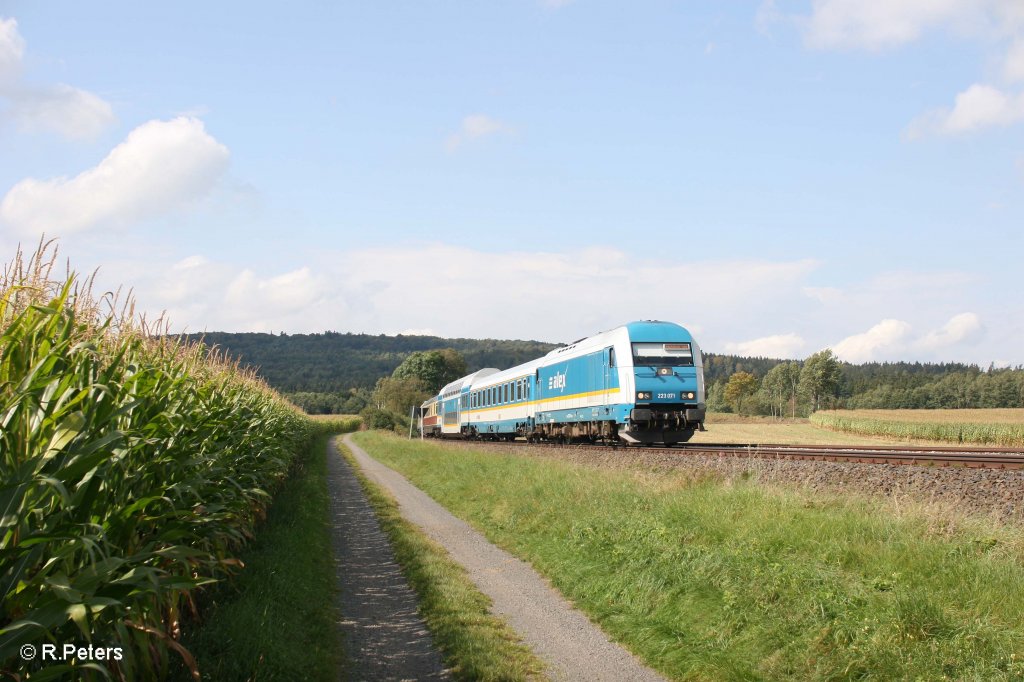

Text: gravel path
xmin=340 ymin=434 xmax=666 ymax=682
xmin=326 ymin=440 xmax=450 ymax=681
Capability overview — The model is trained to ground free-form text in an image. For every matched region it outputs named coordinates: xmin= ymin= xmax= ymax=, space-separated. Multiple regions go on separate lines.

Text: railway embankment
xmin=498 ymin=445 xmax=1024 ymax=523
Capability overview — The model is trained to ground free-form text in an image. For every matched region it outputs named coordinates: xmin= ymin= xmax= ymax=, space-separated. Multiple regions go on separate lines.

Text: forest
xmin=182 ymin=331 xmax=558 ymax=414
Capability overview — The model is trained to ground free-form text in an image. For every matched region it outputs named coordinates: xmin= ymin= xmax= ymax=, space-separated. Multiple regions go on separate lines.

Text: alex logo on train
xmin=548 ymin=371 xmax=567 ymax=391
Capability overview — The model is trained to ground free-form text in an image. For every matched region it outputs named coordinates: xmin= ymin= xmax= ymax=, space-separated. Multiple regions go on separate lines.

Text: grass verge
xmin=335 ymin=437 xmax=545 ymax=681
xmin=176 ymin=432 xmax=345 ymax=681
xmin=354 ymin=431 xmax=1024 ymax=681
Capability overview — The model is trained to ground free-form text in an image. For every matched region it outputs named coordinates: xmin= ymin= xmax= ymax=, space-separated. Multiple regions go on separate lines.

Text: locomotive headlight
xmin=636 ymin=391 xmax=651 ymax=400
xmin=686 ymin=392 xmax=695 ymax=399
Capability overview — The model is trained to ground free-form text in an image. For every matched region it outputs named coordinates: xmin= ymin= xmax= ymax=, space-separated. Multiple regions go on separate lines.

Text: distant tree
xmin=705 ymin=380 xmax=729 ymax=413
xmin=761 ymin=365 xmax=788 ymax=418
xmin=724 ymin=371 xmax=759 ymax=414
xmin=800 ymin=350 xmax=841 ymax=412
xmin=360 ymin=406 xmax=396 ymax=430
xmin=372 ymin=376 xmax=431 ymax=415
xmin=780 ymin=361 xmax=803 ymax=418
xmin=392 ymin=349 xmax=467 ymax=393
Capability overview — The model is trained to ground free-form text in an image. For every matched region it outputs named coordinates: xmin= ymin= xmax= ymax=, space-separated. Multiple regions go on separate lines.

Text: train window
xmin=632 ymin=342 xmax=694 ymax=366
xmin=503 ymin=384 xmax=509 ymax=403
xmin=609 ymin=348 xmax=616 ymax=367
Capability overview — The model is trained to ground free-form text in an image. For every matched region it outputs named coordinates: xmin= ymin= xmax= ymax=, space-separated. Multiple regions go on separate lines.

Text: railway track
xmin=448 ymin=439 xmax=1024 ymax=470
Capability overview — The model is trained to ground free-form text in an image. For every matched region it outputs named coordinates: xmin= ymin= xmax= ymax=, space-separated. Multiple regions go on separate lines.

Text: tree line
xmin=708 ymin=351 xmax=1024 ymax=416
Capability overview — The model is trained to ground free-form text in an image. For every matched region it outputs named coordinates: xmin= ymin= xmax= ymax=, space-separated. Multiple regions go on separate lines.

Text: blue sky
xmin=1 ymin=1 xmax=1022 ymax=365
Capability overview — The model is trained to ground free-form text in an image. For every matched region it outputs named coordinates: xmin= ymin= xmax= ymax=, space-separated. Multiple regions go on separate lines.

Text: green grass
xmin=336 ymin=438 xmax=545 ymax=681
xmin=353 ymin=431 xmax=1024 ymax=681
xmin=175 ymin=433 xmax=349 ymax=681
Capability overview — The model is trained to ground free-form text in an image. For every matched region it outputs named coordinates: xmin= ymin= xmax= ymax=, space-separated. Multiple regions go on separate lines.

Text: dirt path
xmin=340 ymin=434 xmax=666 ymax=682
xmin=326 ymin=440 xmax=450 ymax=681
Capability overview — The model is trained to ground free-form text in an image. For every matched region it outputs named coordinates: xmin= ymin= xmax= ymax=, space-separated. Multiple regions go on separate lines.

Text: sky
xmin=1 ymin=1 xmax=1022 ymax=366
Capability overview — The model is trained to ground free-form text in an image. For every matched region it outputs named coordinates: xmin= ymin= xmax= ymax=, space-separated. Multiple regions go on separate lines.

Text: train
xmin=418 ymin=320 xmax=706 ymax=445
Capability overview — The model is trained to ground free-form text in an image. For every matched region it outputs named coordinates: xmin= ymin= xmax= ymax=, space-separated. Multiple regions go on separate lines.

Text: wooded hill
xmin=181 ymin=331 xmax=559 ymax=392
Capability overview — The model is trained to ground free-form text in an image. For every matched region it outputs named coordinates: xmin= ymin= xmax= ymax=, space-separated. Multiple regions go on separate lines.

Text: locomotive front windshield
xmin=631 ymin=342 xmax=694 ymax=366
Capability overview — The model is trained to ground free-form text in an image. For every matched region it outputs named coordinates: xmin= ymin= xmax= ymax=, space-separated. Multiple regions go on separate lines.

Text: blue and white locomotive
xmin=419 ymin=320 xmax=706 ymax=445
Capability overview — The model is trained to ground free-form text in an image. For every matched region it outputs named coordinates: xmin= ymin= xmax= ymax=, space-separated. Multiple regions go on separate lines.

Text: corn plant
xmin=1 ymin=244 xmax=320 ymax=679
xmin=812 ymin=409 xmax=1024 ymax=446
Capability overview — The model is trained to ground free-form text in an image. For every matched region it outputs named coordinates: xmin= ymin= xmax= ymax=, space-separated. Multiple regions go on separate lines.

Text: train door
xmin=602 ymin=347 xmax=614 ymax=406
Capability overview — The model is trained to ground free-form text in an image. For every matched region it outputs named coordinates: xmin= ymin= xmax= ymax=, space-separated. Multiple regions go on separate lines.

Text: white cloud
xmin=915 ymin=312 xmax=983 ymax=351
xmin=724 ymin=333 xmax=806 ymax=359
xmin=226 ymin=267 xmax=325 ymax=313
xmin=0 ymin=117 xmax=230 ymax=235
xmin=445 ymin=114 xmax=512 ymax=151
xmin=1006 ymin=39 xmax=1024 ymax=81
xmin=800 ymin=0 xmax=975 ymax=51
xmin=802 ymin=286 xmax=843 ymax=304
xmin=831 ymin=313 xmax=987 ymax=363
xmin=325 ymin=245 xmax=820 ymax=344
xmin=0 ymin=16 xmax=25 ymax=84
xmin=7 ymin=84 xmax=116 ymax=139
xmin=102 ymin=243 xmax=818 ymax=342
xmin=793 ymin=0 xmax=1024 ymax=52
xmin=906 ymin=83 xmax=1024 ymax=137
xmin=832 ymin=319 xmax=913 ymax=363
xmin=42 ymin=241 xmax=1017 ymax=364
xmin=0 ymin=15 xmax=115 ymax=140
xmin=779 ymin=2 xmax=1024 ymax=140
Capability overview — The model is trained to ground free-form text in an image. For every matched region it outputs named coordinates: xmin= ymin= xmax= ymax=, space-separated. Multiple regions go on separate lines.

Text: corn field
xmin=1 ymin=243 xmax=330 ymax=679
xmin=811 ymin=409 xmax=1024 ymax=446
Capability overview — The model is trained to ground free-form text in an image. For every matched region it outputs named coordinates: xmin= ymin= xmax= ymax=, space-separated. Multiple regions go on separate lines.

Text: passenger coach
xmin=419 ymin=320 xmax=706 ymax=445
